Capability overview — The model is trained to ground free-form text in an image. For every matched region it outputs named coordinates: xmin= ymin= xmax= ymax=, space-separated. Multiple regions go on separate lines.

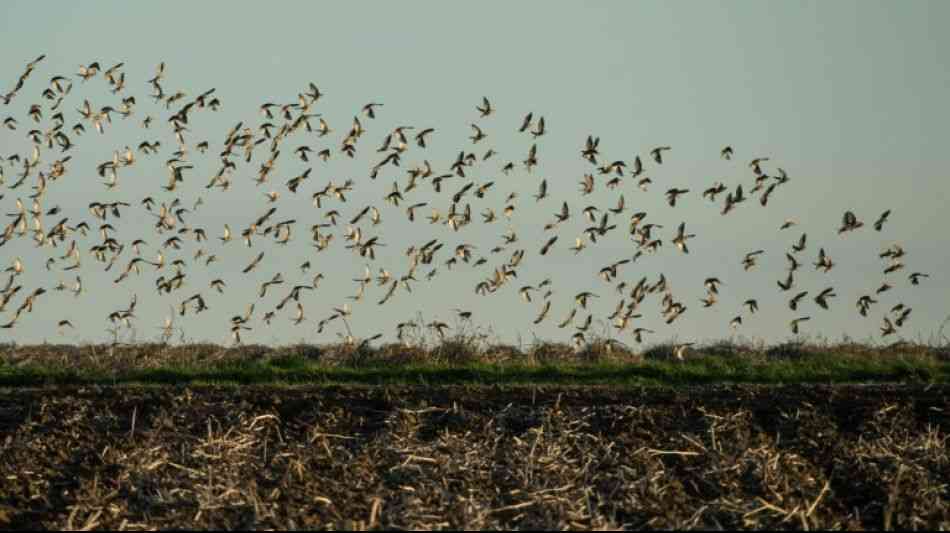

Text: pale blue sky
xmin=1 ymin=1 xmax=948 ymax=347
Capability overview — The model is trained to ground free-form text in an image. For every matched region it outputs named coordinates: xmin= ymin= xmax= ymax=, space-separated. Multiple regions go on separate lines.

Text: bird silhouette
xmin=0 ymin=55 xmax=932 ymax=349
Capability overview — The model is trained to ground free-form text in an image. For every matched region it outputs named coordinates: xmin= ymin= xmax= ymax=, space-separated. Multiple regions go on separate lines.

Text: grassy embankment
xmin=1 ymin=339 xmax=948 ymax=387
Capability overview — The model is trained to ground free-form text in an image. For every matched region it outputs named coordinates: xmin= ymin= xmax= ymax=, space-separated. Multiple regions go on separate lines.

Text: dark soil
xmin=0 ymin=384 xmax=947 ymax=529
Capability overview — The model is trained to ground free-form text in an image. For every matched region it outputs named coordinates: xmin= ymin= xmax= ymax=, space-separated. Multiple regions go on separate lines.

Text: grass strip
xmin=0 ymin=353 xmax=947 ymax=387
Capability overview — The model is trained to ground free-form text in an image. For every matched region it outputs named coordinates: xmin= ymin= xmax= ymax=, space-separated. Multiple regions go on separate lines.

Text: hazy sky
xmin=1 ymin=1 xmax=948 ymax=348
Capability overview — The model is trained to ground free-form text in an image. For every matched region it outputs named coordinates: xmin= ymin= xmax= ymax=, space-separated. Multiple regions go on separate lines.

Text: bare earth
xmin=0 ymin=384 xmax=947 ymax=529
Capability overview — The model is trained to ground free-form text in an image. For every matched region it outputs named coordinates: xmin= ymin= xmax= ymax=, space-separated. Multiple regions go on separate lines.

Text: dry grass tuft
xmin=2 ymin=336 xmax=949 ymax=373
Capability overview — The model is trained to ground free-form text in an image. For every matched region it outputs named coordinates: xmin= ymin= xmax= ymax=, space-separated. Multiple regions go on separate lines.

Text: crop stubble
xmin=0 ymin=384 xmax=946 ymax=529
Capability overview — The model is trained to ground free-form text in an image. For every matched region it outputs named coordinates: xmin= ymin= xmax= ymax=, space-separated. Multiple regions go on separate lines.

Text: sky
xmin=0 ymin=1 xmax=948 ymax=348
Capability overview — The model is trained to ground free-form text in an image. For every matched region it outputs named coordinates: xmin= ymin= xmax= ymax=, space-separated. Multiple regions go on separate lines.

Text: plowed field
xmin=0 ymin=385 xmax=947 ymax=529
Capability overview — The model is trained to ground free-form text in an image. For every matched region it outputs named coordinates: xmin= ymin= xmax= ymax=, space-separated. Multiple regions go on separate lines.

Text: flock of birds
xmin=0 ymin=55 xmax=933 ymax=355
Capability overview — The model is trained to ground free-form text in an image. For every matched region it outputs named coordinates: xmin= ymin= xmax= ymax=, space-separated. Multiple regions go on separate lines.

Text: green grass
xmin=1 ymin=352 xmax=947 ymax=387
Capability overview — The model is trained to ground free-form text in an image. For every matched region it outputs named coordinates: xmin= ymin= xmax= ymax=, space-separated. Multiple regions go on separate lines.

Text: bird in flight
xmin=0 ymin=55 xmax=931 ymax=352
xmin=476 ymin=97 xmax=493 ymax=117
xmin=650 ymin=146 xmax=671 ymax=164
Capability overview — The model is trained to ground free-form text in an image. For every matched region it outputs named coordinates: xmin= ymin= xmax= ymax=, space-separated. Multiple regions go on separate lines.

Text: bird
xmin=558 ymin=308 xmax=577 ymax=329
xmin=530 ymin=116 xmax=546 ymax=138
xmin=814 ymin=287 xmax=836 ymax=310
xmin=518 ymin=112 xmax=533 ymax=133
xmin=742 ymin=250 xmax=764 ymax=271
xmin=873 ymin=210 xmax=891 ymax=232
xmin=777 ymin=270 xmax=795 ymax=292
xmin=534 ymin=178 xmax=547 ymax=201
xmin=242 ymin=251 xmax=265 ymax=273
xmin=533 ymin=300 xmax=551 ymax=324
xmin=790 ymin=316 xmax=811 ymax=334
xmin=650 ymin=146 xmax=671 ymax=164
xmin=539 ymin=235 xmax=558 ymax=256
xmin=703 ymin=182 xmax=727 ymax=202
xmin=631 ymin=327 xmax=653 ymax=344
xmin=469 ymin=124 xmax=486 ymax=143
xmin=665 ymin=188 xmax=689 ymax=207
xmin=792 ymin=233 xmax=807 ymax=253
xmin=427 ymin=320 xmax=450 ymax=339
xmin=673 ymin=342 xmax=694 ymax=362
xmin=574 ymin=291 xmax=598 ymax=309
xmin=743 ymin=299 xmax=758 ymax=314
xmin=476 ymin=97 xmax=493 ymax=117
xmin=581 ymin=136 xmax=600 ymax=163
xmin=774 ymin=168 xmax=790 ymax=185
xmin=749 ymin=157 xmax=770 ymax=175
xmin=789 ymin=291 xmax=808 ymax=311
xmin=672 ymin=222 xmax=695 ymax=254
xmin=704 ymin=278 xmax=723 ymax=294
xmin=880 ymin=317 xmax=896 ymax=337
xmin=857 ymin=294 xmax=878 ymax=317
xmin=414 ymin=128 xmax=434 ymax=148
xmin=814 ymin=248 xmax=834 ymax=273
xmin=362 ymin=102 xmax=383 ymax=119
xmin=895 ymin=307 xmax=912 ymax=327
xmin=292 ymin=302 xmax=306 ymax=325
xmin=838 ymin=210 xmax=864 ymax=234
xmin=0 ymin=58 xmax=934 ymax=353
